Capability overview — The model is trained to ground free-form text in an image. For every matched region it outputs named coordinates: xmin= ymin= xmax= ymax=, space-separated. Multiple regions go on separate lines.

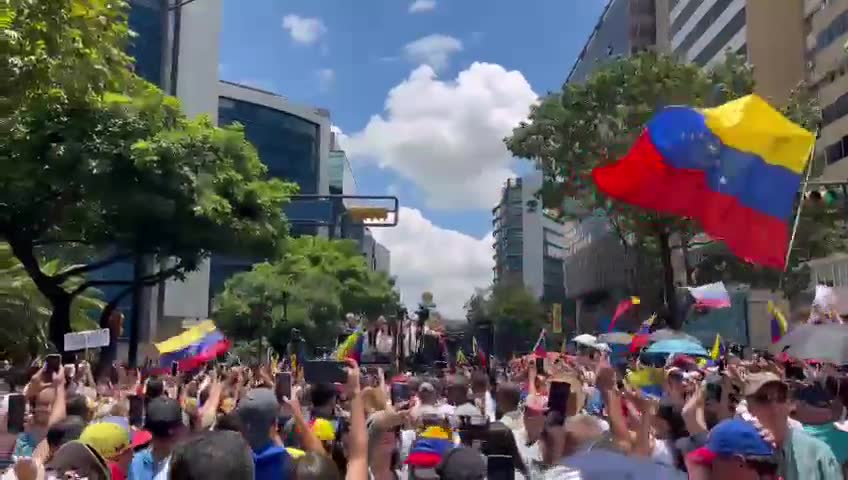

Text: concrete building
xmin=99 ymin=0 xmax=223 ymax=358
xmin=567 ymin=0 xmax=665 ymax=83
xmin=492 ymin=174 xmax=567 ymax=304
xmin=669 ymin=0 xmax=806 ymax=105
xmin=207 ymin=80 xmax=333 ymax=297
xmin=807 ymin=0 xmax=848 ymax=178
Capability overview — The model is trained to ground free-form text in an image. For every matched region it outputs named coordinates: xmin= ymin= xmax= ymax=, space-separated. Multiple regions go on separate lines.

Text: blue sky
xmin=218 ymin=0 xmax=607 ymax=316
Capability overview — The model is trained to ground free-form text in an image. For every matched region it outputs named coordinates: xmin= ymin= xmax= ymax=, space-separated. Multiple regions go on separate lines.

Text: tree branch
xmin=52 ymin=252 xmax=134 ymax=283
xmin=69 ymin=261 xmax=189 ymax=298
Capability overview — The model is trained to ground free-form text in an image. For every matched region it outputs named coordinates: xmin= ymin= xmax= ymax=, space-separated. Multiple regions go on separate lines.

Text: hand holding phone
xmin=42 ymin=354 xmax=61 ymax=383
xmin=275 ymin=372 xmax=292 ymax=402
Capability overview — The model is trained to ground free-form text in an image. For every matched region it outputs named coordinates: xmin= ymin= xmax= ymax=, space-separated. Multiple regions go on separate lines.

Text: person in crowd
xmin=685 ymin=418 xmax=780 ymax=480
xmin=469 ymin=371 xmax=495 ymax=421
xmin=128 ymin=397 xmax=184 ymax=480
xmin=235 ymin=388 xmax=293 ymax=480
xmin=167 ymin=430 xmax=255 ymax=480
xmin=742 ymin=372 xmax=842 ymax=480
xmin=16 ymin=365 xmax=66 ymax=460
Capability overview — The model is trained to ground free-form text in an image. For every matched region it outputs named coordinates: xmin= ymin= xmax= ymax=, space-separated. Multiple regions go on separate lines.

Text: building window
xmin=127 ymin=0 xmax=165 ymax=87
xmin=674 ymin=0 xmax=736 ymax=57
xmin=822 ymin=90 xmax=848 ymax=127
xmin=823 ymin=134 xmax=848 ymax=165
xmin=692 ymin=7 xmax=746 ymax=66
xmin=817 ymin=9 xmax=848 ymax=52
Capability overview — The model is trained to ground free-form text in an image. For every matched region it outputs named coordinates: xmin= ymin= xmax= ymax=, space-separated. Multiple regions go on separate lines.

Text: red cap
xmin=131 ymin=430 xmax=152 ymax=449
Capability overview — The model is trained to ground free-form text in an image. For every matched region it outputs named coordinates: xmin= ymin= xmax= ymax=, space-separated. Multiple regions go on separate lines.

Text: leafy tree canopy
xmin=214 ymin=237 xmax=400 ymax=351
xmin=2 ymin=0 xmax=296 ymax=347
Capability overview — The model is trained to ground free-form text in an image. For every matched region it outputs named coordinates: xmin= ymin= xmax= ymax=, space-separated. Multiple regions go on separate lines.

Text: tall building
xmin=207 ymin=80 xmax=333 ymax=296
xmin=567 ymin=0 xmax=663 ymax=83
xmin=492 ymin=174 xmax=567 ymax=304
xmin=668 ymin=0 xmax=805 ymax=105
xmin=808 ymin=0 xmax=848 ymax=177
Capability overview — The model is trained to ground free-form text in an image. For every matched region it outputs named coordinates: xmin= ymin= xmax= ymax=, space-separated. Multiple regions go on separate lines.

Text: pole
xmin=779 ymin=144 xmax=817 ymax=287
xmin=128 ymin=254 xmax=144 ymax=368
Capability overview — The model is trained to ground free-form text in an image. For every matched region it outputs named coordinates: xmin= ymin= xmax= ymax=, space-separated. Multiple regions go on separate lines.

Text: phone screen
xmin=170 ymin=361 xmax=178 ymax=377
xmin=390 ymin=383 xmax=409 ymax=404
xmin=7 ymin=394 xmax=25 ymax=434
xmin=548 ymin=381 xmax=571 ymax=417
xmin=43 ymin=354 xmax=61 ymax=381
xmin=275 ymin=372 xmax=292 ymax=402
xmin=128 ymin=395 xmax=144 ymax=428
xmin=535 ymin=357 xmax=545 ymax=375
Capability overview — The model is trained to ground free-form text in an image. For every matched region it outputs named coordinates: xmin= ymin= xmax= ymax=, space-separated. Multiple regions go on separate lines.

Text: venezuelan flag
xmin=593 ymin=95 xmax=815 ymax=269
xmin=156 ymin=321 xmax=230 ymax=371
xmin=768 ymin=300 xmax=789 ymax=343
xmin=626 ymin=367 xmax=664 ymax=398
xmin=406 ymin=426 xmax=454 ymax=468
xmin=333 ymin=327 xmax=363 ymax=362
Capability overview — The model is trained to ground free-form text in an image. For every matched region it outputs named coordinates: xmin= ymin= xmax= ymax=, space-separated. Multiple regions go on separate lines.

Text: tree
xmin=213 ymin=238 xmax=401 ymax=352
xmin=463 ymin=282 xmax=547 ymax=355
xmin=0 ymin=243 xmax=103 ymax=361
xmin=506 ymin=51 xmax=821 ymax=328
xmin=3 ymin=0 xmax=296 ymax=350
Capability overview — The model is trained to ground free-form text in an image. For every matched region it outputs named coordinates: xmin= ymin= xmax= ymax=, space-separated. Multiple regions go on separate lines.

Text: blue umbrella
xmin=645 ymin=339 xmax=708 ymax=356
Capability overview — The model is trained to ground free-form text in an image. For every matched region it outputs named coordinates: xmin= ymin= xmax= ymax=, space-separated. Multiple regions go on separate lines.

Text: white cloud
xmin=409 ymin=0 xmax=436 ymax=13
xmin=317 ymin=68 xmax=335 ymax=91
xmin=372 ymin=207 xmax=493 ymax=319
xmin=282 ymin=14 xmax=327 ymax=45
xmin=344 ymin=62 xmax=538 ymax=209
xmin=403 ymin=34 xmax=463 ymax=71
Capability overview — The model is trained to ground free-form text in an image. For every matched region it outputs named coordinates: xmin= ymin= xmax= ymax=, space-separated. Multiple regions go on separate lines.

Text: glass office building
xmin=210 ymin=94 xmax=327 ymax=297
xmin=127 ymin=0 xmax=166 ymax=87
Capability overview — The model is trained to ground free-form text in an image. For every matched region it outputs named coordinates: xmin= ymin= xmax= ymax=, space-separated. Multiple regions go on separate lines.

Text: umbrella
xmin=650 ymin=329 xmax=701 ymax=344
xmin=770 ymin=323 xmax=848 ymax=364
xmin=598 ymin=332 xmax=634 ymax=345
xmin=572 ymin=334 xmax=597 ymax=346
xmin=645 ymin=339 xmax=708 ymax=357
xmin=561 ymin=448 xmax=687 ymax=480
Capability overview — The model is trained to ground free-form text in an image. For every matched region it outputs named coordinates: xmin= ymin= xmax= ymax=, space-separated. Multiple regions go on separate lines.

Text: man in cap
xmin=686 ymin=418 xmax=779 ymax=479
xmin=80 ymin=418 xmax=151 ymax=480
xmin=742 ymin=372 xmax=840 ymax=480
xmin=236 ymin=388 xmax=292 ymax=480
xmin=128 ymin=397 xmax=184 ymax=480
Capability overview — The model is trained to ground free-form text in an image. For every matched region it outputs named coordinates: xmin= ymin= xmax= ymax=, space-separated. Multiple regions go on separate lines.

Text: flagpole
xmin=780 ymin=141 xmax=816 ymax=287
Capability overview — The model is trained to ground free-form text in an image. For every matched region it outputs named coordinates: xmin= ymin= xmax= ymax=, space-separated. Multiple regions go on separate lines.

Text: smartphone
xmin=43 ymin=354 xmax=61 ymax=381
xmin=170 ymin=361 xmax=179 ymax=377
xmin=535 ymin=357 xmax=545 ymax=375
xmin=275 ymin=372 xmax=292 ymax=402
xmin=128 ymin=395 xmax=144 ymax=428
xmin=705 ymin=382 xmax=722 ymax=402
xmin=7 ymin=394 xmax=25 ymax=434
xmin=390 ymin=383 xmax=409 ymax=404
xmin=548 ymin=381 xmax=571 ymax=417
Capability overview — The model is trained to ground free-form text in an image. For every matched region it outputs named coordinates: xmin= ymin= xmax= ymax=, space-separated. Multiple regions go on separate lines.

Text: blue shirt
xmin=128 ymin=448 xmax=170 ymax=480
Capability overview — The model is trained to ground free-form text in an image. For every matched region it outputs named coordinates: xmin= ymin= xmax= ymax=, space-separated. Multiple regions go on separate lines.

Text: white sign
xmin=63 ymin=329 xmax=111 ymax=352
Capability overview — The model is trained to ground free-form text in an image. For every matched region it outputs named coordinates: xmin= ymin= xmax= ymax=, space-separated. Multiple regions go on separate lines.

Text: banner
xmin=64 ymin=329 xmax=111 ymax=352
xmin=551 ymin=303 xmax=562 ymax=334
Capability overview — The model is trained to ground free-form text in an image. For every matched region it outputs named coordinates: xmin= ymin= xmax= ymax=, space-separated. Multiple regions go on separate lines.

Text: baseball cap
xmin=687 ymin=419 xmax=775 ymax=465
xmin=47 ymin=440 xmax=111 ymax=477
xmin=98 ymin=416 xmax=151 ymax=449
xmin=310 ymin=418 xmax=336 ymax=442
xmin=743 ymin=372 xmax=786 ymax=397
xmin=236 ymin=388 xmax=279 ymax=450
xmin=145 ymin=397 xmax=183 ymax=437
xmin=435 ymin=447 xmax=485 ymax=479
xmin=80 ymin=422 xmax=131 ymax=460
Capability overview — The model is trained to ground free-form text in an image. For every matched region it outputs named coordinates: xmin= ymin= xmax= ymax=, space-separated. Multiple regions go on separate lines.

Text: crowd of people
xmin=0 ymin=331 xmax=846 ymax=479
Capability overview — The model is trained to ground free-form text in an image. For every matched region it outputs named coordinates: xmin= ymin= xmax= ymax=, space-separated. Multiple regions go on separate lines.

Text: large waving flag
xmin=592 ymin=94 xmax=815 ymax=269
xmin=687 ymin=282 xmax=732 ymax=309
xmin=768 ymin=300 xmax=789 ymax=343
xmin=626 ymin=367 xmax=664 ymax=398
xmin=156 ymin=320 xmax=230 ymax=371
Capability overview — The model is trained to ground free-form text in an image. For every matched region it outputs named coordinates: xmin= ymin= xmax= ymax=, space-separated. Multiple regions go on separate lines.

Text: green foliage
xmin=0 ymin=243 xmax=103 ymax=361
xmin=464 ymin=282 xmax=546 ymax=353
xmin=2 ymin=0 xmax=296 ymax=345
xmin=213 ymin=237 xmax=400 ymax=350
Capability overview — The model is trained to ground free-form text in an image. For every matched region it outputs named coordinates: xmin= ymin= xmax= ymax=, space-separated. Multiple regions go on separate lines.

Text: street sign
xmin=64 ymin=329 xmax=111 ymax=352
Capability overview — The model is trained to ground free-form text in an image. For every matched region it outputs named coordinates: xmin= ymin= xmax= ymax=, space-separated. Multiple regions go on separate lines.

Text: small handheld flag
xmin=532 ymin=329 xmax=547 ymax=358
xmin=710 ymin=333 xmax=725 ymax=361
xmin=768 ymin=301 xmax=788 ymax=343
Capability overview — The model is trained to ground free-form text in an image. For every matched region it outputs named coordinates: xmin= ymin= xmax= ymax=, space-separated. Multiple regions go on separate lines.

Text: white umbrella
xmin=573 ymin=334 xmax=597 ymax=346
